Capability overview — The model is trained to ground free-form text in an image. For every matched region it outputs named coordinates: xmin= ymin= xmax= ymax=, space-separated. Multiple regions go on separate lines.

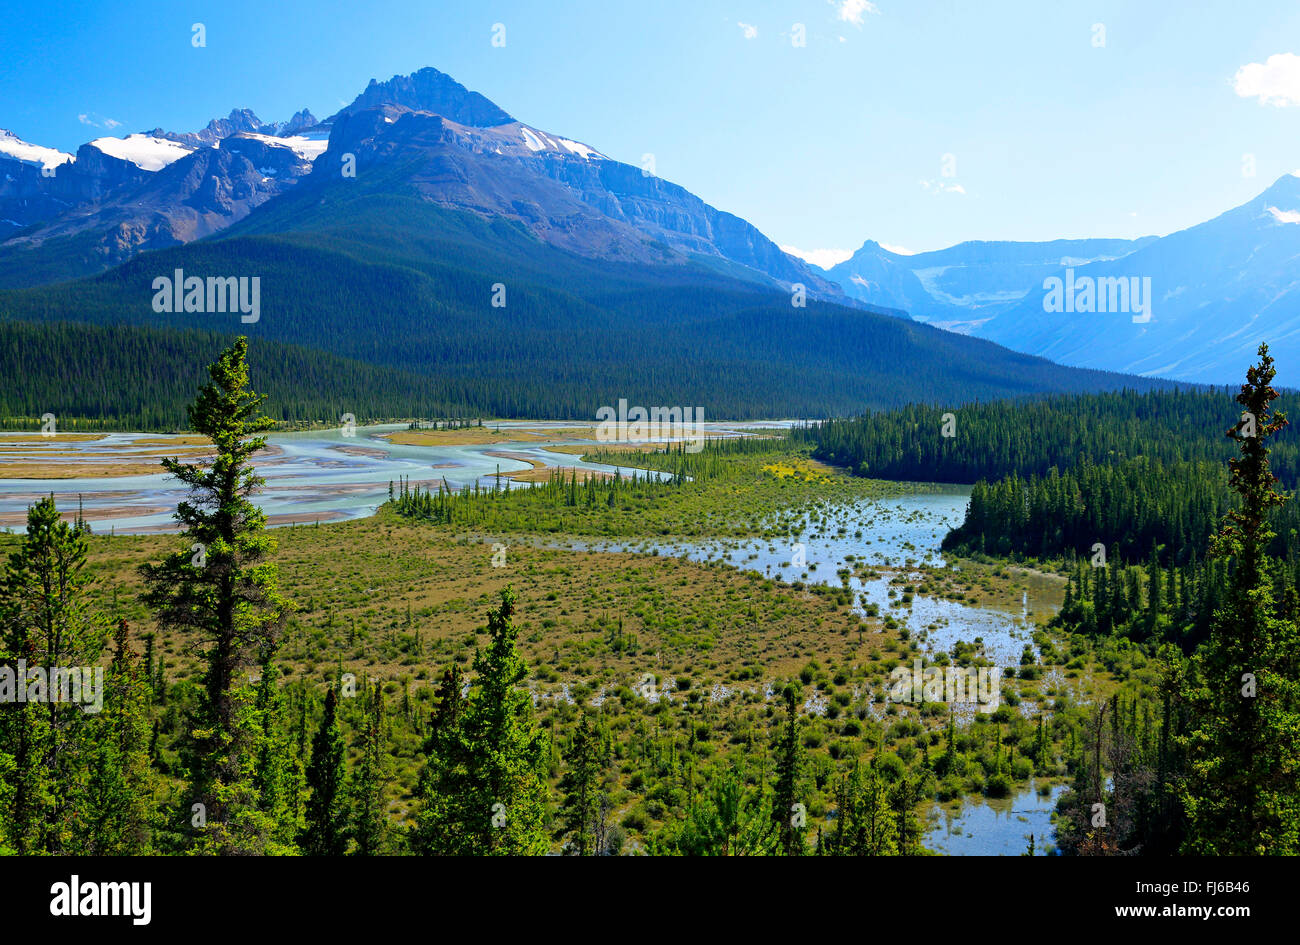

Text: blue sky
xmin=4 ymin=0 xmax=1300 ymax=261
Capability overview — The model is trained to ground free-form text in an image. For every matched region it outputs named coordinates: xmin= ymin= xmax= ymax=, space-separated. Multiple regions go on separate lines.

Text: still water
xmin=0 ymin=423 xmax=656 ymax=533
xmin=1 ymin=422 xmax=1065 ymax=853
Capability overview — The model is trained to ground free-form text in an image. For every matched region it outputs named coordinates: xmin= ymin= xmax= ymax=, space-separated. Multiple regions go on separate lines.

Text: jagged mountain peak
xmin=277 ymin=108 xmax=318 ymax=136
xmin=1251 ymin=170 xmax=1300 ymax=206
xmin=332 ymin=66 xmax=514 ymax=127
xmin=143 ymin=107 xmax=320 ymax=150
xmin=0 ymin=65 xmax=843 ymax=302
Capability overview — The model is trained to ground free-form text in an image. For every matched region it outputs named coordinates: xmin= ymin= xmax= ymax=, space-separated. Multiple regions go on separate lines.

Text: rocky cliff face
xmin=0 ymin=143 xmax=151 ymax=229
xmin=332 ymin=67 xmax=514 ymax=127
xmin=0 ymin=102 xmax=323 ymax=268
xmin=145 ymin=107 xmax=320 ymax=149
xmin=313 ymin=107 xmax=670 ymax=263
xmin=538 ymin=157 xmax=826 ymax=287
xmin=0 ymin=133 xmax=316 ymax=281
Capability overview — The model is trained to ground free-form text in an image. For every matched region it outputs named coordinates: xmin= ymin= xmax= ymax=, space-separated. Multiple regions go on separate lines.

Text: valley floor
xmin=3 ymin=442 xmax=1127 ymax=853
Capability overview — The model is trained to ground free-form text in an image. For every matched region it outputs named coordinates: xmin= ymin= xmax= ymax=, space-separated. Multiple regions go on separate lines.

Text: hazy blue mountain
xmin=827 ymin=173 xmax=1300 ymax=385
xmin=827 ymin=236 xmax=1153 ymax=331
xmin=973 ymin=173 xmax=1300 ymax=385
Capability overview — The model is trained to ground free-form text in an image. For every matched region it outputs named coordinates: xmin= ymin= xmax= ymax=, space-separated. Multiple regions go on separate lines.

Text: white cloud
xmin=835 ymin=0 xmax=880 ymax=28
xmin=920 ymin=179 xmax=966 ymax=195
xmin=1234 ymin=53 xmax=1300 ymax=106
xmin=77 ymin=113 xmax=122 ymax=129
xmin=781 ymin=245 xmax=854 ymax=269
xmin=879 ymin=242 xmax=914 ymax=255
xmin=737 ymin=21 xmax=758 ymax=40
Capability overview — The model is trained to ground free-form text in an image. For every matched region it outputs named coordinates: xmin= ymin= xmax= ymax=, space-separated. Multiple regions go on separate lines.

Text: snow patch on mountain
xmin=235 ymin=132 xmax=329 ymax=162
xmin=520 ymin=127 xmax=547 ymax=152
xmin=88 ymin=134 xmax=193 ymax=171
xmin=1265 ymin=205 xmax=1300 ymax=224
xmin=556 ymin=137 xmax=604 ymax=161
xmin=0 ymin=130 xmax=73 ymax=170
xmin=515 ymin=126 xmax=601 ymax=160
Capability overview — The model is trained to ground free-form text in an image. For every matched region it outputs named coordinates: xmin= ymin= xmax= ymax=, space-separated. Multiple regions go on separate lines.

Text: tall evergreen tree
xmin=0 ymin=495 xmax=105 ymax=853
xmin=1181 ymin=343 xmax=1300 ymax=854
xmin=558 ymin=711 xmax=607 ymax=855
xmin=412 ymin=589 xmax=549 ymax=855
xmin=771 ymin=684 xmax=805 ymax=856
xmin=252 ymin=646 xmax=302 ymax=849
xmin=77 ymin=619 xmax=157 ymax=854
xmin=301 ymin=687 xmax=350 ymax=855
xmin=139 ymin=337 xmax=288 ymax=848
xmin=349 ymin=686 xmax=391 ymax=856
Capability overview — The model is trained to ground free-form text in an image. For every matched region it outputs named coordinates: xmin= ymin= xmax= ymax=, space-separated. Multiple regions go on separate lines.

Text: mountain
xmin=322 ymin=66 xmax=857 ymax=299
xmin=1 ymin=130 xmax=146 ymax=238
xmin=0 ymin=65 xmax=1183 ymax=423
xmin=0 ymin=110 xmax=326 ymax=287
xmin=826 ymin=173 xmax=1300 ymax=386
xmin=331 ymin=68 xmax=514 ymax=126
xmin=145 ymin=107 xmax=321 ymax=149
xmin=827 ymin=236 xmax=1154 ymax=331
xmin=969 ymin=173 xmax=1300 ymax=385
xmin=0 ymin=67 xmax=844 ymax=300
xmin=0 ymin=128 xmax=72 ymax=173
xmin=0 ymin=154 xmax=1177 ymax=421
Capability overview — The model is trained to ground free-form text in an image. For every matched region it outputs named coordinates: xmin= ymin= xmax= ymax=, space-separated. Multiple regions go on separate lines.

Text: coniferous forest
xmin=1 ymin=338 xmax=1296 ymax=866
xmin=2 ymin=13 xmax=1297 ymax=925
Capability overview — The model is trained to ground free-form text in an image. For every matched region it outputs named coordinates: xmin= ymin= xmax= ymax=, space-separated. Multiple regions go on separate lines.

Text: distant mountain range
xmin=0 ymin=114 xmax=327 ymax=282
xmin=0 ymin=67 xmax=844 ymax=300
xmin=0 ymin=66 xmax=1177 ymax=425
xmin=824 ymin=176 xmax=1300 ymax=386
xmin=827 ymin=237 xmax=1155 ymax=332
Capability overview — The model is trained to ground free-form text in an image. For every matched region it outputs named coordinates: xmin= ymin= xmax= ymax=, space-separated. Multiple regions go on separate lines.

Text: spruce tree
xmin=0 ymin=495 xmax=106 ymax=853
xmin=349 ymin=686 xmax=391 ymax=855
xmin=771 ymin=684 xmax=805 ymax=855
xmin=1181 ymin=343 xmax=1300 ymax=854
xmin=77 ymin=619 xmax=157 ymax=854
xmin=139 ymin=337 xmax=287 ymax=848
xmin=253 ymin=647 xmax=302 ymax=849
xmin=413 ymin=589 xmax=548 ymax=855
xmin=301 ymin=687 xmax=350 ymax=855
xmin=409 ymin=664 xmax=463 ymax=853
xmin=558 ymin=711 xmax=606 ymax=855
